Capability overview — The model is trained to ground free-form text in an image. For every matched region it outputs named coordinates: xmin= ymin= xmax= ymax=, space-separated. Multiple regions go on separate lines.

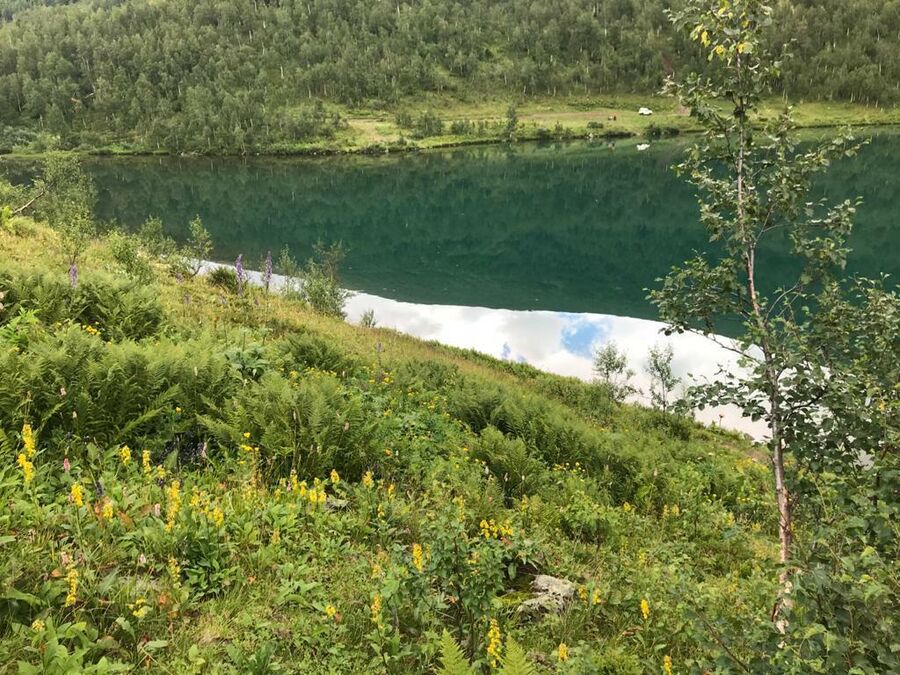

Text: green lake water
xmin=85 ymin=134 xmax=899 ymax=322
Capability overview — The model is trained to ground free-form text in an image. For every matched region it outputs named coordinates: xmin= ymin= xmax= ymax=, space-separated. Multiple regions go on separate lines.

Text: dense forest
xmin=0 ymin=0 xmax=898 ymax=152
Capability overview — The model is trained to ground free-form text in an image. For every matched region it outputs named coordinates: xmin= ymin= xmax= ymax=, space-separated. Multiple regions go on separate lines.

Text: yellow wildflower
xmin=156 ymin=465 xmax=166 ymax=480
xmin=370 ymin=593 xmax=382 ymax=626
xmin=591 ymin=589 xmax=602 ymax=605
xmin=22 ymin=423 xmax=36 ymax=458
xmin=212 ymin=506 xmax=225 ymax=528
xmin=641 ymin=598 xmax=651 ymax=620
xmin=663 ymin=654 xmax=673 ymax=675
xmin=700 ymin=30 xmax=710 ymax=47
xmin=129 ymin=597 xmax=151 ymax=619
xmin=167 ymin=557 xmax=181 ymax=587
xmin=70 ymin=483 xmax=85 ymax=508
xmin=623 ymin=502 xmax=633 ymax=513
xmin=362 ymin=471 xmax=374 ymax=489
xmin=290 ymin=470 xmax=299 ymax=492
xmin=486 ymin=619 xmax=502 ymax=668
xmin=119 ymin=445 xmax=131 ymax=466
xmin=17 ymin=453 xmax=34 ymax=485
xmin=324 ymin=604 xmax=337 ymax=619
xmin=64 ymin=567 xmax=79 ymax=607
xmin=165 ymin=480 xmax=181 ymax=532
xmin=411 ymin=543 xmax=424 ymax=573
xmin=330 ymin=469 xmax=340 ymax=485
xmin=243 ymin=432 xmax=251 ymax=439
xmin=31 ymin=618 xmax=45 ymax=632
xmin=578 ymin=586 xmax=588 ymax=602
xmin=101 ymin=499 xmax=114 ymax=521
xmin=454 ymin=495 xmax=466 ymax=522
xmin=387 ymin=483 xmax=395 ymax=499
xmin=557 ymin=642 xmax=569 ymax=662
xmin=714 ymin=44 xmax=726 ymax=58
xmin=371 ymin=562 xmax=383 ymax=579
xmin=142 ymin=450 xmax=152 ymax=475
xmin=270 ymin=528 xmax=281 ymax=545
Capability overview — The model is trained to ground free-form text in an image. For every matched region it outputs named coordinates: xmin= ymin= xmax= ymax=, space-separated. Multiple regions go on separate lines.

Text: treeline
xmin=0 ymin=0 xmax=898 ymax=152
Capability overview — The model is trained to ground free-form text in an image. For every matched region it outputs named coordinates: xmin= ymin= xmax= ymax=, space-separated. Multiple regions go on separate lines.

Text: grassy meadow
xmin=0 ymin=218 xmax=781 ymax=673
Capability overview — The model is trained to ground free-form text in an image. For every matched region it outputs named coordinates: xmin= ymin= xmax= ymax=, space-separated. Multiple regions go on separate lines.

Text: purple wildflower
xmin=263 ymin=250 xmax=273 ymax=292
xmin=235 ymin=255 xmax=245 ymax=295
xmin=69 ymin=262 xmax=78 ymax=288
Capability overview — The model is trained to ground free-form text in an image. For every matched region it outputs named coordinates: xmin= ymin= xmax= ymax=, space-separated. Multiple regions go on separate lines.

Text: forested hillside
xmin=0 ymin=0 xmax=898 ymax=152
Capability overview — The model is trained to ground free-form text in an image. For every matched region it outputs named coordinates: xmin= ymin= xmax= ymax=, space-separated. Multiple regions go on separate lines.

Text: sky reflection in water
xmin=343 ymin=291 xmax=767 ymax=440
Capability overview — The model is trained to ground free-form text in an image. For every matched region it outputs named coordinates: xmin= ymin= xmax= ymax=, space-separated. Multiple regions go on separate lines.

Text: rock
xmin=517 ymin=575 xmax=576 ymax=616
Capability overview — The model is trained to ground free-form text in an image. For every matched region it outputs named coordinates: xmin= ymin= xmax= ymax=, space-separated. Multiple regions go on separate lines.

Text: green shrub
xmin=0 ymin=328 xmax=236 ymax=457
xmin=471 ymin=426 xmax=546 ymax=503
xmin=0 ymin=268 xmax=164 ymax=341
xmin=281 ymin=331 xmax=357 ymax=375
xmin=200 ymin=370 xmax=383 ymax=479
xmin=207 ymin=266 xmax=238 ymax=293
xmin=107 ymin=230 xmax=155 ymax=283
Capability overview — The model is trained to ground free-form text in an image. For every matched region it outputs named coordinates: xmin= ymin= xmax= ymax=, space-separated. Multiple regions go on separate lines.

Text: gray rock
xmin=517 ymin=575 xmax=577 ymax=616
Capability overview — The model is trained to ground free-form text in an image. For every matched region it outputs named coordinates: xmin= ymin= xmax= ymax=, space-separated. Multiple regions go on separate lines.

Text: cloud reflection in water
xmin=346 ymin=292 xmax=767 ymax=440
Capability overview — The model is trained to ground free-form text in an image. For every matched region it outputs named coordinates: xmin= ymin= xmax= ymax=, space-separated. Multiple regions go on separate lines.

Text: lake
xmin=87 ymin=133 xmax=899 ymax=319
xmin=10 ymin=134 xmax=900 ymax=435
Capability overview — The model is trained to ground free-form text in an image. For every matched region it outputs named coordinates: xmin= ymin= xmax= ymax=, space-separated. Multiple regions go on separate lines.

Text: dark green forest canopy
xmin=0 ymin=0 xmax=897 ymax=151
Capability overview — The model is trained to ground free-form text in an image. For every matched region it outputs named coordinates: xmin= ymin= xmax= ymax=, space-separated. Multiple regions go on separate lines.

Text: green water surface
xmin=79 ymin=134 xmax=900 ymax=320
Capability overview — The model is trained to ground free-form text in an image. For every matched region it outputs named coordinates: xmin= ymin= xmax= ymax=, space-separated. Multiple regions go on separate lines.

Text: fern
xmin=437 ymin=631 xmax=475 ymax=675
xmin=499 ymin=638 xmax=537 ymax=675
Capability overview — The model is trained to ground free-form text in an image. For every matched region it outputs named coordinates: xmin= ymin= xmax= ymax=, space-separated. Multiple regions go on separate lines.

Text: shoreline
xmin=3 ymin=97 xmax=898 ymax=160
xmin=4 ymin=121 xmax=899 ymax=162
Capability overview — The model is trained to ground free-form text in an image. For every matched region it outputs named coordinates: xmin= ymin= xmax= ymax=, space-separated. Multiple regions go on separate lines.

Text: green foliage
xmin=298 ymin=242 xmax=351 ymax=319
xmin=438 ymin=630 xmax=475 ymax=675
xmin=498 ymin=638 xmax=536 ymax=675
xmin=471 ymin=426 xmax=546 ymax=503
xmin=651 ymin=0 xmax=900 ymax=670
xmin=0 ymin=220 xmax=825 ymax=672
xmin=107 ymin=230 xmax=155 ymax=283
xmin=182 ymin=216 xmax=213 ymax=277
xmin=207 ymin=266 xmax=239 ymax=293
xmin=0 ymin=267 xmax=164 ymax=341
xmin=0 ymin=0 xmax=894 ymax=152
xmin=26 ymin=154 xmax=97 ymax=264
xmin=645 ymin=342 xmax=679 ymax=412
xmin=281 ymin=330 xmax=357 ymax=375
xmin=592 ymin=341 xmax=637 ymax=403
xmin=136 ymin=216 xmax=177 ymax=258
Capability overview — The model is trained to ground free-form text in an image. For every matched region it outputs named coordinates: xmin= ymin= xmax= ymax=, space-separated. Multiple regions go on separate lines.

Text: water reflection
xmin=59 ymin=133 xmax=900 ymax=321
xmin=343 ymin=290 xmax=768 ymax=439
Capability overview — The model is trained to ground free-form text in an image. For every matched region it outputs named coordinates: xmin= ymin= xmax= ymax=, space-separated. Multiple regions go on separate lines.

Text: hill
xmin=0 ymin=0 xmax=899 ymax=153
xmin=0 ymin=216 xmax=780 ymax=672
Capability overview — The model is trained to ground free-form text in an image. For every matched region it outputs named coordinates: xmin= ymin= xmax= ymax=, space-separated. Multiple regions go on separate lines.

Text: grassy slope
xmin=0 ymin=221 xmax=778 ymax=673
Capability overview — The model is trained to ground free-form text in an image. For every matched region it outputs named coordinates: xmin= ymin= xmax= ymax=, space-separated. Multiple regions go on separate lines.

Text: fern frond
xmin=498 ymin=638 xmax=537 ymax=675
xmin=438 ymin=630 xmax=475 ymax=675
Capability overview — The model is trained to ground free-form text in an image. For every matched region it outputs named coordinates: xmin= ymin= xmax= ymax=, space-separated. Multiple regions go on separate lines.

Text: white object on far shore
xmin=638 ymin=107 xmax=653 ymax=116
